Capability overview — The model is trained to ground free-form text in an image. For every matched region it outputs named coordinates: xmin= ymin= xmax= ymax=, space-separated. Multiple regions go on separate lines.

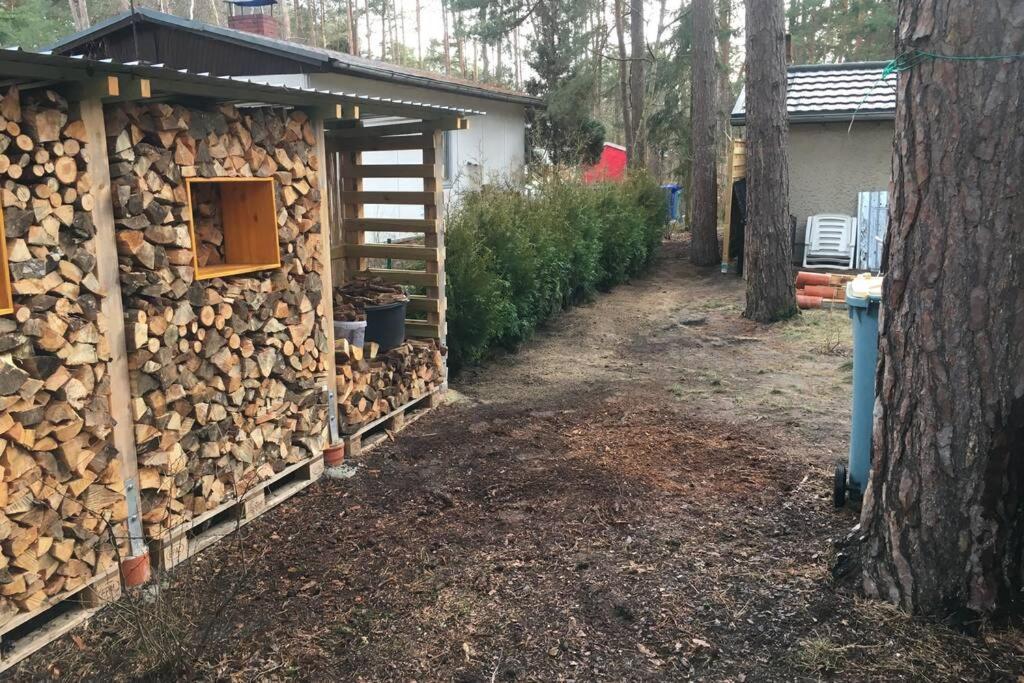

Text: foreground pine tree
xmin=859 ymin=1 xmax=1024 ymax=616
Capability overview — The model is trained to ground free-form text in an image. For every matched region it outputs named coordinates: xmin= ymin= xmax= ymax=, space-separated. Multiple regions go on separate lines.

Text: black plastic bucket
xmin=364 ymin=301 xmax=407 ymax=351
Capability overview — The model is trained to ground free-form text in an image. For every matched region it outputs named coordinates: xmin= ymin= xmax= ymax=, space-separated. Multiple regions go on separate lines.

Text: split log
xmin=335 ymin=338 xmax=446 ymax=431
xmin=0 ymin=88 xmax=126 ymax=624
xmin=103 ymin=102 xmax=328 ymax=540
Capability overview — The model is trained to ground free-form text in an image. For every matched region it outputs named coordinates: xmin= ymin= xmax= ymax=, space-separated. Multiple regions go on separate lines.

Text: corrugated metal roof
xmin=0 ymin=46 xmax=484 ymax=119
xmin=47 ymin=8 xmax=542 ymax=107
xmin=731 ymin=61 xmax=895 ymax=125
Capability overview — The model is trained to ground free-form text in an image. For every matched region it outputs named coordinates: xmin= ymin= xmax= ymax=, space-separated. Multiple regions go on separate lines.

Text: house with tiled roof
xmin=731 ymin=61 xmax=895 ymax=234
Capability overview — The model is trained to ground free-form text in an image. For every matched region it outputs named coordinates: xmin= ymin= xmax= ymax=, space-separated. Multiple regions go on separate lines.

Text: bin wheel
xmin=833 ymin=462 xmax=847 ymax=508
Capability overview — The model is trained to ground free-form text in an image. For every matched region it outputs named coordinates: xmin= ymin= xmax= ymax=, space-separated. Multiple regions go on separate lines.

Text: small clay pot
xmin=121 ymin=552 xmax=152 ymax=587
xmin=324 ymin=444 xmax=345 ymax=467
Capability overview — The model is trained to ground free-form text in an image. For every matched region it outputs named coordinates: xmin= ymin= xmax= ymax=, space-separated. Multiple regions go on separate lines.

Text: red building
xmin=583 ymin=142 xmax=628 ymax=183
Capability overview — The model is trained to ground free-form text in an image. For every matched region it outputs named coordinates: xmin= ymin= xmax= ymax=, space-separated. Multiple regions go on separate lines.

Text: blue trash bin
xmin=661 ymin=183 xmax=681 ymax=221
xmin=836 ymin=280 xmax=882 ymax=506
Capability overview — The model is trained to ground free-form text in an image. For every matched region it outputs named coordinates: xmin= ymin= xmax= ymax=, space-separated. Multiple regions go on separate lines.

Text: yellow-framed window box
xmin=186 ymin=177 xmax=282 ymax=281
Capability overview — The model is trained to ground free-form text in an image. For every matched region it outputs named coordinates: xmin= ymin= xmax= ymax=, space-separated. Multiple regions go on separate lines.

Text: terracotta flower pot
xmin=796 ymin=271 xmax=830 ymax=287
xmin=803 ymin=284 xmax=844 ymax=300
xmin=121 ymin=552 xmax=152 ymax=587
xmin=797 ymin=294 xmax=823 ymax=309
xmin=324 ymin=444 xmax=345 ymax=467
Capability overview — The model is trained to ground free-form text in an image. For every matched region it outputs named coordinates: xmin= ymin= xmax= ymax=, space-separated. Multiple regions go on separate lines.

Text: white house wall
xmin=273 ymin=73 xmax=528 ymax=244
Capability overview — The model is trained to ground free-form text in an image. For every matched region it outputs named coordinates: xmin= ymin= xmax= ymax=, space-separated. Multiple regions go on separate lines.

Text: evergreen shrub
xmin=446 ymin=172 xmax=665 ymax=370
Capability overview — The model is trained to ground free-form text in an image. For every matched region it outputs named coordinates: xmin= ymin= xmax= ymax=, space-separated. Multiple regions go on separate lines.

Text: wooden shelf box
xmin=0 ymin=207 xmax=13 ymax=315
xmin=186 ymin=177 xmax=281 ymax=280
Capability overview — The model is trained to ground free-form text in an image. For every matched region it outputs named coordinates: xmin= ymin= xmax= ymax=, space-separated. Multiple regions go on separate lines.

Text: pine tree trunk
xmin=415 ymin=0 xmax=422 ymax=64
xmin=859 ymin=0 xmax=1024 ymax=617
xmin=628 ymin=0 xmax=646 ymax=168
xmin=68 ymin=0 xmax=90 ymax=30
xmin=364 ymin=0 xmax=372 ymax=58
xmin=441 ymin=0 xmax=451 ymax=74
xmin=613 ymin=0 xmax=632 ymax=155
xmin=347 ymin=0 xmax=357 ymax=54
xmin=742 ymin=0 xmax=797 ymax=323
xmin=380 ymin=1 xmax=387 ymax=59
xmin=689 ymin=0 xmax=719 ymax=266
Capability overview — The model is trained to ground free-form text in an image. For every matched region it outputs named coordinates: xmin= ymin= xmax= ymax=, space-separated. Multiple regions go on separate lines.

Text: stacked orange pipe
xmin=795 ymin=271 xmax=855 ymax=309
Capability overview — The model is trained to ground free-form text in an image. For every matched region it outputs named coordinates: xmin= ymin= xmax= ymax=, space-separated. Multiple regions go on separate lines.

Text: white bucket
xmin=335 ymin=320 xmax=367 ymax=347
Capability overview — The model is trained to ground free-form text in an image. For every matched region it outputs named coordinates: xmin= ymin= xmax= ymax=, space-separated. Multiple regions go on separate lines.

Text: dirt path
xmin=15 ymin=240 xmax=1023 ymax=681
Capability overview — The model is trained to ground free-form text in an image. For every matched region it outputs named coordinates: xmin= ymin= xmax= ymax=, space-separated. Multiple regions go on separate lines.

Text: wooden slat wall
xmin=326 ymin=125 xmax=448 ymax=342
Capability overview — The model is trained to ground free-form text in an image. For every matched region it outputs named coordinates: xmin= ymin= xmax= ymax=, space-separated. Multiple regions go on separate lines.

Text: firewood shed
xmin=0 ymin=46 xmax=474 ymax=671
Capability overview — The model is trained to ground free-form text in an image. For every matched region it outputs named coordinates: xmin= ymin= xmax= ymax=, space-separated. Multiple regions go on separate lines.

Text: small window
xmin=0 ymin=208 xmax=12 ymax=314
xmin=186 ymin=177 xmax=281 ymax=280
xmin=442 ymin=129 xmax=454 ymax=187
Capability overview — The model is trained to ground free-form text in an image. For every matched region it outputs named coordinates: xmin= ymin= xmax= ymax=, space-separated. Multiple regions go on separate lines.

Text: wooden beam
xmin=332 ymin=134 xmax=436 ymax=153
xmin=117 ymin=76 xmax=151 ymax=101
xmin=327 ymin=116 xmax=467 ymax=139
xmin=80 ymin=97 xmax=147 ymax=559
xmin=340 ymin=150 xmax=365 ymax=281
xmin=359 ymin=268 xmax=440 ymax=287
xmin=339 ymin=190 xmax=436 ymax=205
xmin=407 ymin=295 xmax=443 ymax=314
xmin=338 ymin=243 xmax=439 ymax=261
xmin=336 ymin=164 xmax=435 ymax=179
xmin=343 ymin=218 xmax=437 ymax=233
xmin=423 ymin=129 xmax=447 ymax=345
xmin=311 ymin=112 xmax=340 ymax=444
xmin=318 ymin=103 xmax=360 ymax=120
xmin=64 ymin=75 xmax=119 ymax=101
xmin=405 ymin=320 xmax=442 ymax=338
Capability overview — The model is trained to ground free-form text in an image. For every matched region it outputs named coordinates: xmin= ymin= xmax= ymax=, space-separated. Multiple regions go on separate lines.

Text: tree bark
xmin=347 ymin=0 xmax=358 ymax=54
xmin=441 ymin=0 xmax=451 ymax=74
xmin=689 ymin=0 xmax=719 ymax=265
xmin=742 ymin=0 xmax=797 ymax=323
xmin=364 ymin=0 xmax=372 ymax=58
xmin=68 ymin=0 xmax=90 ymax=31
xmin=613 ymin=0 xmax=633 ymax=155
xmin=279 ymin=0 xmax=291 ymax=39
xmin=415 ymin=0 xmax=422 ymax=64
xmin=628 ymin=0 xmax=646 ymax=168
xmin=859 ymin=0 xmax=1024 ymax=617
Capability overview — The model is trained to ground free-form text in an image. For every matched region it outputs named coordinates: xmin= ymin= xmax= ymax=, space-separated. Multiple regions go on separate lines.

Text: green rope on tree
xmin=848 ymin=49 xmax=1024 ymax=132
xmin=882 ymin=48 xmax=1024 ymax=78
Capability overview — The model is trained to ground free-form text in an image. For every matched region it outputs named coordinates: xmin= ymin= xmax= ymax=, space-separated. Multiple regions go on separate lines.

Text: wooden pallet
xmin=341 ymin=387 xmax=445 ymax=457
xmin=0 ymin=568 xmax=122 ymax=673
xmin=151 ymin=455 xmax=324 ymax=571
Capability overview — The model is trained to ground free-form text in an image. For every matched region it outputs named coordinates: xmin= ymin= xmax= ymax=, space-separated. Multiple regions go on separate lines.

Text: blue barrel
xmin=844 ymin=285 xmax=881 ymax=500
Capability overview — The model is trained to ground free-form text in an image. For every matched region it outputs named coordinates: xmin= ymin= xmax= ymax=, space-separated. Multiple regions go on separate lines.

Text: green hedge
xmin=445 ymin=172 xmax=665 ymax=370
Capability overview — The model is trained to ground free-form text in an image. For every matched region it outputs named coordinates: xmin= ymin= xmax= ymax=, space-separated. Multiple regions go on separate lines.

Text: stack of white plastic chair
xmin=803 ymin=214 xmax=857 ymax=269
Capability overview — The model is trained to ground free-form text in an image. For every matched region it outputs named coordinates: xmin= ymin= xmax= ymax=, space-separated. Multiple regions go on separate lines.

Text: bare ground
xmin=13 ymin=239 xmax=1024 ymax=681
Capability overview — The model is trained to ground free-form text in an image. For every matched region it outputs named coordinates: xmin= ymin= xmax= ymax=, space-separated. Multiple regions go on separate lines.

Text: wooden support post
xmin=339 ymin=141 xmax=365 ymax=283
xmin=80 ymin=98 xmax=148 ymax=559
xmin=423 ymin=129 xmax=447 ymax=346
xmin=721 ymin=137 xmax=747 ymax=272
xmin=311 ymin=112 xmax=340 ymax=444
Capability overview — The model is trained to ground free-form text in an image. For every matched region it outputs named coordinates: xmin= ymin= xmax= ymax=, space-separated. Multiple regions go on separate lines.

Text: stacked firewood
xmin=0 ymin=87 xmax=127 ymax=625
xmin=334 ymin=277 xmax=408 ymax=321
xmin=105 ymin=102 xmax=328 ymax=539
xmin=336 ymin=338 xmax=445 ymax=431
xmin=190 ymin=184 xmax=225 ymax=267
